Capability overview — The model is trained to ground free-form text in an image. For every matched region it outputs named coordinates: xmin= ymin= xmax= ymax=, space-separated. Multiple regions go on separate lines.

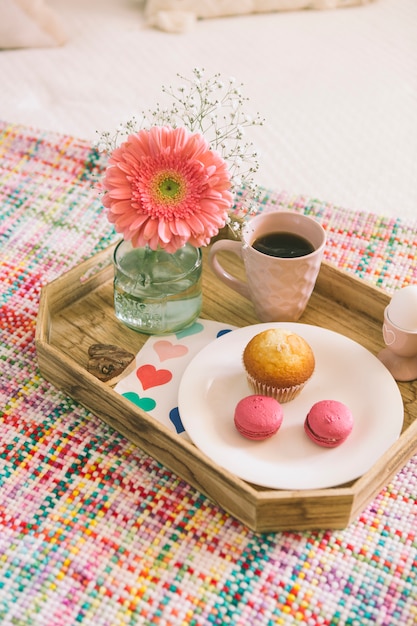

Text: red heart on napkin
xmin=154 ymin=340 xmax=188 ymax=362
xmin=136 ymin=364 xmax=172 ymax=390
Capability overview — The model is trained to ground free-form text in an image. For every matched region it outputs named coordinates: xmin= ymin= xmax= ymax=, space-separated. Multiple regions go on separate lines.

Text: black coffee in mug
xmin=252 ymin=231 xmax=315 ymax=258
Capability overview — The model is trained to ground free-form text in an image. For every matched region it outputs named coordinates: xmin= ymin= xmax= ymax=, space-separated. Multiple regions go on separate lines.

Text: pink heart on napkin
xmin=153 ymin=340 xmax=189 ymax=362
xmin=136 ymin=364 xmax=172 ymax=390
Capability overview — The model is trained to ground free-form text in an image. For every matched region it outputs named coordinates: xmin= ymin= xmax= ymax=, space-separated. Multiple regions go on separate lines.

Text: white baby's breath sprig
xmin=96 ymin=68 xmax=265 ymax=237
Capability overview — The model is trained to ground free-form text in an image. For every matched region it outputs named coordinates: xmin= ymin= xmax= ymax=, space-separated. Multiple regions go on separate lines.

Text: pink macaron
xmin=234 ymin=395 xmax=284 ymax=440
xmin=304 ymin=400 xmax=353 ymax=448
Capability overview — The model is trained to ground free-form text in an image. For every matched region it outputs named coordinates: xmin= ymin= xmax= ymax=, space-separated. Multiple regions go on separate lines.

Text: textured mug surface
xmin=209 ymin=211 xmax=326 ymax=322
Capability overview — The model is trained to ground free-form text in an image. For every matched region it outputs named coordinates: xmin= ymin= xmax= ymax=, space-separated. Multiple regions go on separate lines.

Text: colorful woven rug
xmin=1 ymin=121 xmax=417 ymax=626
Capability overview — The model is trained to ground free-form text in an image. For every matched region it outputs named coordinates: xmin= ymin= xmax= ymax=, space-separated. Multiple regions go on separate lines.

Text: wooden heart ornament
xmin=87 ymin=344 xmax=135 ymax=384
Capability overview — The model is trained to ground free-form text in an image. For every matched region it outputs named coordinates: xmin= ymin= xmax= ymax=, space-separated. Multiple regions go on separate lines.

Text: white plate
xmin=178 ymin=323 xmax=404 ymax=490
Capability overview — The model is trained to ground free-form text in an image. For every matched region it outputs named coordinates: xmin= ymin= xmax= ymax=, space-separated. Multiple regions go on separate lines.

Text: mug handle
xmin=208 ymin=239 xmax=251 ymax=300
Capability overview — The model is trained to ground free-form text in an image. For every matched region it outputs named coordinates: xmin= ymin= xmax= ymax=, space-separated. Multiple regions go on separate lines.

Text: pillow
xmin=144 ymin=0 xmax=376 ymax=32
xmin=0 ymin=0 xmax=67 ymax=49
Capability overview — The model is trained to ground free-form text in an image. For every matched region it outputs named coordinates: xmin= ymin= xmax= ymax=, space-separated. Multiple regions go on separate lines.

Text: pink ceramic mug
xmin=209 ymin=211 xmax=326 ymax=322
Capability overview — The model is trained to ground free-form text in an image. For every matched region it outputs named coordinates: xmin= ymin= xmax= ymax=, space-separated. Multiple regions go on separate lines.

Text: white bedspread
xmin=1 ymin=0 xmax=416 ymax=220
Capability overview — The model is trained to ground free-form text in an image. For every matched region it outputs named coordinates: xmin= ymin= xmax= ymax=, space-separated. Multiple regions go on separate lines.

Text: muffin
xmin=304 ymin=400 xmax=353 ymax=448
xmin=242 ymin=328 xmax=315 ymax=402
xmin=234 ymin=395 xmax=284 ymax=440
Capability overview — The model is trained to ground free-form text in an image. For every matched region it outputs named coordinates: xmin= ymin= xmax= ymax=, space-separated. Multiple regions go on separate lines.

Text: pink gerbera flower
xmin=102 ymin=126 xmax=233 ymax=252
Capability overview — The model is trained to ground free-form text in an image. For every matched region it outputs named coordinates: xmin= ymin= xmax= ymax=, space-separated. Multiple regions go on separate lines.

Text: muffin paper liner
xmin=246 ymin=374 xmax=308 ymax=403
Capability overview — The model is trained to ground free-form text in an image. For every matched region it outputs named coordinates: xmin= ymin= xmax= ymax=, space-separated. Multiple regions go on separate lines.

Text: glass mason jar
xmin=113 ymin=240 xmax=202 ymax=335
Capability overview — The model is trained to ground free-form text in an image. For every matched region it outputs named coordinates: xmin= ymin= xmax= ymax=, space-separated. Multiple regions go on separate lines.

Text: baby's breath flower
xmin=96 ymin=67 xmax=265 ymax=236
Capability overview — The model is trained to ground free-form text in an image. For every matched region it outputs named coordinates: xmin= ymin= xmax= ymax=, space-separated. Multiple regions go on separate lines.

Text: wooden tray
xmin=35 ymin=243 xmax=417 ymax=532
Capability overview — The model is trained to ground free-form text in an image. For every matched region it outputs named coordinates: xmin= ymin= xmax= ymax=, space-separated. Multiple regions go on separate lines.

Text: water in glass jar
xmin=113 ymin=241 xmax=202 ymax=335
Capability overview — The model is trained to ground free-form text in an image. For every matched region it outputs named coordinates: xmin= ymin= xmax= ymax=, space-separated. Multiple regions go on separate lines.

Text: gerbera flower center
xmin=153 ymin=171 xmax=186 ymax=204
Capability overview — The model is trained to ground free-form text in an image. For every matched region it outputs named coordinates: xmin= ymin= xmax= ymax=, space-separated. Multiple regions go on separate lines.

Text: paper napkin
xmin=114 ymin=319 xmax=236 ymax=437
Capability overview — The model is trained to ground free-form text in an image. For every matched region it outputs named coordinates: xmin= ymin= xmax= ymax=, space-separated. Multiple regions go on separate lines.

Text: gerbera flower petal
xmin=129 ymin=214 xmax=150 ymax=231
xmin=173 ymin=219 xmax=191 ymax=237
xmin=106 ymin=200 xmax=134 ymax=215
xmin=143 ymin=218 xmax=159 ymax=241
xmin=158 ymin=219 xmax=174 ymax=243
xmin=187 ymin=214 xmax=206 ymax=234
